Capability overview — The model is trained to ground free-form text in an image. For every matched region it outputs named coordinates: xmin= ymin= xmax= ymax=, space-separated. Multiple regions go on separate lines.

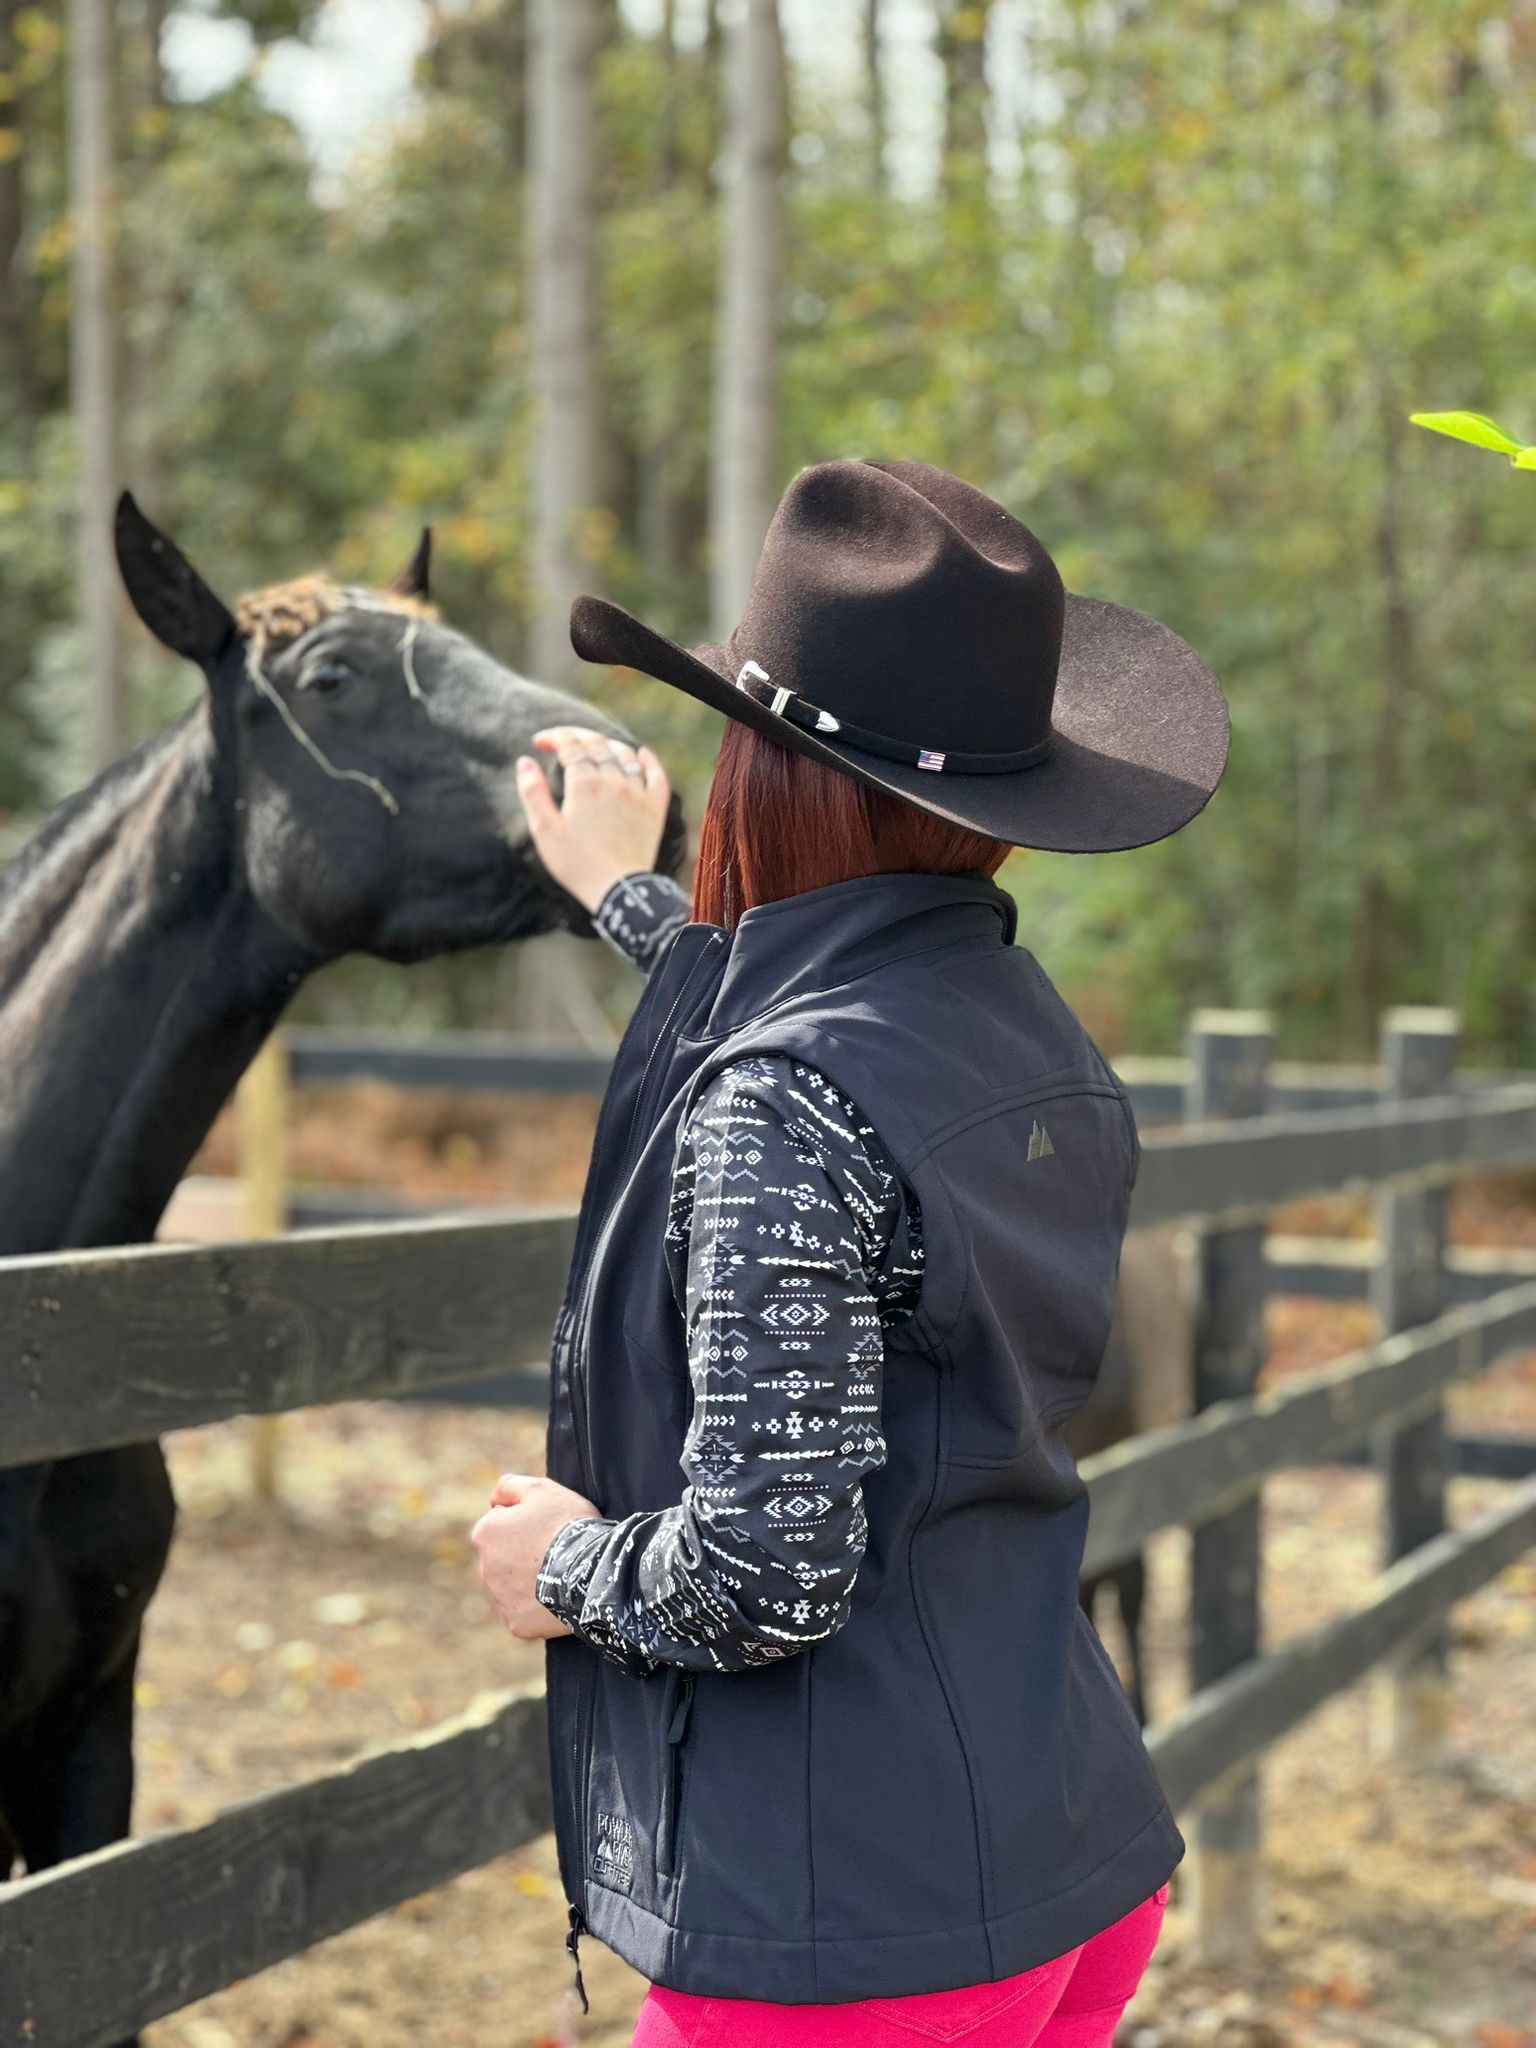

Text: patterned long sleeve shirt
xmin=535 ymin=872 xmax=925 ymax=1675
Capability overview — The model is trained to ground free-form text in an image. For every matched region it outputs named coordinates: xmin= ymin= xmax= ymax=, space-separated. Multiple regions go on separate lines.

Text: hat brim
xmin=570 ymin=591 xmax=1229 ymax=855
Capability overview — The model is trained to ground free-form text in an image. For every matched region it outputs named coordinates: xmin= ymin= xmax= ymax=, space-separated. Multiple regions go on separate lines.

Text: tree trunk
xmin=1350 ymin=22 xmax=1416 ymax=1045
xmin=503 ymin=0 xmax=527 ymax=197
xmin=1351 ymin=371 xmax=1417 ymax=1042
xmin=658 ymin=0 xmax=679 ymax=188
xmin=710 ymin=0 xmax=784 ymax=637
xmin=123 ymin=0 xmax=170 ymax=512
xmin=864 ymin=0 xmax=885 ymax=191
xmin=525 ymin=0 xmax=602 ymax=686
xmin=68 ymin=0 xmax=122 ymax=771
xmin=939 ymin=0 xmax=993 ymax=191
xmin=0 ymin=0 xmax=33 ymax=434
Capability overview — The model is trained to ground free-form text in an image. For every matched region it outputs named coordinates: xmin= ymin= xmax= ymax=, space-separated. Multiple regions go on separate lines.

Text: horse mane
xmin=0 ymin=714 xmax=205 ymax=984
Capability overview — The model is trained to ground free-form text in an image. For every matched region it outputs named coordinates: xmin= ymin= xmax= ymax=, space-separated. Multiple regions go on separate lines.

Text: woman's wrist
xmin=591 ymin=871 xmax=692 ymax=975
xmin=589 ymin=870 xmax=660 ymax=920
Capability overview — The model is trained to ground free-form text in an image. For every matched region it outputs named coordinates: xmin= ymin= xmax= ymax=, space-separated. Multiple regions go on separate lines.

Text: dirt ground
xmin=128 ymin=1093 xmax=1536 ymax=2048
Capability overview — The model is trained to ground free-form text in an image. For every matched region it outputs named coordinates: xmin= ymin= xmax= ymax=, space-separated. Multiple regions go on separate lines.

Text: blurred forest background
xmin=1 ymin=0 xmax=1534 ymax=1060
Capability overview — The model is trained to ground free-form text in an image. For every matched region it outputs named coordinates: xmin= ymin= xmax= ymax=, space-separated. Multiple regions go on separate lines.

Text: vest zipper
xmin=551 ymin=946 xmax=691 ymax=1499
xmin=564 ymin=1901 xmax=589 ymax=2015
xmin=567 ymin=928 xmax=727 ymax=1501
xmin=558 ymin=927 xmax=726 ymax=1947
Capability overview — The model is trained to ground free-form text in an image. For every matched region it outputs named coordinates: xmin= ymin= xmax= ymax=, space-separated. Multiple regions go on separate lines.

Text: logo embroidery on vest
xmin=1027 ymin=1120 xmax=1056 ymax=1161
xmin=594 ymin=1809 xmax=635 ymax=1888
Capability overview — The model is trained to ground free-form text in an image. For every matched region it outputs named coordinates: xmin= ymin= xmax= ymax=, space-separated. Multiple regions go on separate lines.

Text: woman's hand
xmin=471 ymin=1472 xmax=601 ymax=1641
xmin=516 ymin=724 xmax=672 ymax=915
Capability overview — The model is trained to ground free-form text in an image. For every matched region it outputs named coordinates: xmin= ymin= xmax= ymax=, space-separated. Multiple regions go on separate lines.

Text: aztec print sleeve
xmin=590 ymin=870 xmax=692 ymax=977
xmin=535 ymin=1054 xmax=924 ymax=1675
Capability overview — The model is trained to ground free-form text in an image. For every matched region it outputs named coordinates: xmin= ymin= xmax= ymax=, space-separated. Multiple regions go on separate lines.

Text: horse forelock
xmin=233 ymin=574 xmax=439 ymax=649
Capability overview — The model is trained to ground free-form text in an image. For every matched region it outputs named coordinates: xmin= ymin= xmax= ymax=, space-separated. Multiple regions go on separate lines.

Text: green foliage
xmin=1410 ymin=409 xmax=1535 ymax=462
xmin=4 ymin=0 xmax=1534 ymax=1058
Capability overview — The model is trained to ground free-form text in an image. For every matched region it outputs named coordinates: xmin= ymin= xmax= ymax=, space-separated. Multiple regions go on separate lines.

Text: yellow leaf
xmin=15 ymin=10 xmax=62 ymax=58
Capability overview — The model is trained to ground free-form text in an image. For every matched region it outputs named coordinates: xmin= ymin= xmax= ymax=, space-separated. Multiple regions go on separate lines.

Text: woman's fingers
xmin=532 ymin=725 xmax=624 ymax=779
xmin=518 ymin=725 xmax=673 ymax=914
xmin=514 ymin=755 xmax=561 ymax=838
xmin=531 ymin=726 xmax=658 ymax=789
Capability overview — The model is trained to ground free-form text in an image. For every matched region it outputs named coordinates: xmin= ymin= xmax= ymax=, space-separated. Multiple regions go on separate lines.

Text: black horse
xmin=0 ymin=497 xmax=683 ymax=2020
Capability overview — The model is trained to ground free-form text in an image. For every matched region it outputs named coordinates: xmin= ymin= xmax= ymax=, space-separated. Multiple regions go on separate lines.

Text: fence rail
xmin=3 ymin=1015 xmax=1535 ymax=2044
xmin=6 ymin=1452 xmax=1532 ymax=2048
xmin=0 ymin=1689 xmax=553 ymax=2048
xmin=0 ymin=1211 xmax=575 ymax=1469
xmin=9 ymin=1088 xmax=1536 ymax=1470
xmin=279 ymin=1024 xmax=1532 ymax=1116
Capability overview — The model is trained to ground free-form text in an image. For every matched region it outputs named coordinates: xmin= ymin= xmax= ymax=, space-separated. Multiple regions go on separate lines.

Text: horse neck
xmin=0 ymin=707 xmax=318 ymax=1254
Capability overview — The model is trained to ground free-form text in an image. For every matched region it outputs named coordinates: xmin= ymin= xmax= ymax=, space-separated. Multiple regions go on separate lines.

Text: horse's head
xmin=114 ymin=495 xmax=687 ymax=963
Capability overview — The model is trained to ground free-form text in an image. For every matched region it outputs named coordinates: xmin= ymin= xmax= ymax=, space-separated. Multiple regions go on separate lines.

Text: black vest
xmin=543 ymin=870 xmax=1183 ymax=2003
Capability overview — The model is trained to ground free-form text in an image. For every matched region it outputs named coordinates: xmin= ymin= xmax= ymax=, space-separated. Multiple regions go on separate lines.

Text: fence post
xmin=1184 ymin=1009 xmax=1273 ymax=1964
xmin=1369 ymin=1005 xmax=1459 ymax=1760
xmin=238 ymin=1031 xmax=290 ymax=1501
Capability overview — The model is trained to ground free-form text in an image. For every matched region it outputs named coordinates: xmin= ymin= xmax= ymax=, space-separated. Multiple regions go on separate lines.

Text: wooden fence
xmin=3 ymin=1008 xmax=1536 ymax=2042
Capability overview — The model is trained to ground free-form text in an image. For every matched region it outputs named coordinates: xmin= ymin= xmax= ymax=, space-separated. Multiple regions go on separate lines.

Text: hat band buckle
xmin=733 ymin=661 xmax=1053 ymax=777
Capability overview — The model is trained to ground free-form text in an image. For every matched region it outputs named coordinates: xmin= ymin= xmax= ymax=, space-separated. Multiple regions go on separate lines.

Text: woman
xmin=473 ymin=460 xmax=1229 ymax=2046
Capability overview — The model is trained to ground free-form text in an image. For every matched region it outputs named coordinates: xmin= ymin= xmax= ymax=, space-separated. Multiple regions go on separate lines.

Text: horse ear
xmin=387 ymin=527 xmax=432 ymax=603
xmin=115 ymin=492 xmax=237 ymax=668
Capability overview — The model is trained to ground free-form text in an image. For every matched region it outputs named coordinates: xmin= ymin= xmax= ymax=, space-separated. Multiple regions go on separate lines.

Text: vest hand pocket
xmin=656 ymin=1665 xmax=696 ymax=1880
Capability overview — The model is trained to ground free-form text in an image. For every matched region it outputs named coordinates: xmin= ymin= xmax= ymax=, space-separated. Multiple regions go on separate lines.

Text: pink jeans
xmin=630 ymin=1882 xmax=1170 ymax=2046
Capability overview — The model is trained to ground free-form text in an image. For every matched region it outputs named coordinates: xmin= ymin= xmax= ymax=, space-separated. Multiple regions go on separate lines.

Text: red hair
xmin=691 ymin=722 xmax=1013 ymax=928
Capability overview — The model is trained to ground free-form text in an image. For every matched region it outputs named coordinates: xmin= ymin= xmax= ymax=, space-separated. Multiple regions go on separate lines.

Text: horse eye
xmin=304 ymin=660 xmax=353 ymax=695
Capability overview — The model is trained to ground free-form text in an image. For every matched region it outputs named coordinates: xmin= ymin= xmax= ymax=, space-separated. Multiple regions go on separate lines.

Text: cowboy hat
xmin=569 ymin=458 xmax=1229 ymax=853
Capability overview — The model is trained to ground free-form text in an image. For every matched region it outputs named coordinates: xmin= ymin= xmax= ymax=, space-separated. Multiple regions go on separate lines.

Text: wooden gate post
xmin=238 ymin=1032 xmax=290 ymax=1501
xmin=1369 ymin=1006 xmax=1458 ymax=1760
xmin=1184 ymin=1010 xmax=1272 ymax=1964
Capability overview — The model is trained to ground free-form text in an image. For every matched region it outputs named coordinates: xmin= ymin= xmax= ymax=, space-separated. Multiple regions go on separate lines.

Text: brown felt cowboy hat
xmin=570 ymin=458 xmax=1229 ymax=853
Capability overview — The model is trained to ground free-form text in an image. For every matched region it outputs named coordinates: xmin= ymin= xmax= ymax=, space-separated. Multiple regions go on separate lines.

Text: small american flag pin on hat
xmin=917 ymin=749 xmax=946 ymax=772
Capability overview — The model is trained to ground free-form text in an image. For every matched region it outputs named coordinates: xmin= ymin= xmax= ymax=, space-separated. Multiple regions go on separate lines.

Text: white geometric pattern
xmin=536 ymin=873 xmax=926 ymax=1677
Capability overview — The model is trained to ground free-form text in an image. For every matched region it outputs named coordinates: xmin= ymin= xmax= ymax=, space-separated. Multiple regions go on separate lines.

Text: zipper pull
xmin=666 ymin=1669 xmax=696 ymax=1744
xmin=565 ymin=1902 xmax=590 ymax=2016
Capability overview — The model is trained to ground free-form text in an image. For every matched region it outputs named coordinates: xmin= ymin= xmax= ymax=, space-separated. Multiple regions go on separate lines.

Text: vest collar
xmin=694 ymin=868 xmax=1018 ymax=1040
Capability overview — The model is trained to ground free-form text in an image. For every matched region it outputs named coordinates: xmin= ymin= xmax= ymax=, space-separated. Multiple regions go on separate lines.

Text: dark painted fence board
xmin=1370 ymin=1012 xmax=1458 ymax=1754
xmin=1080 ymin=1279 xmax=1536 ymax=1575
xmin=0 ymin=1211 xmax=575 ymax=1469
xmin=1148 ymin=1473 xmax=1536 ymax=1813
xmin=0 ymin=1687 xmax=552 ymax=2048
xmin=1182 ymin=1013 xmax=1271 ymax=1959
xmin=4 ymin=1088 xmax=1534 ymax=1468
xmin=285 ymin=1027 xmax=616 ymax=1095
xmin=279 ymin=1029 xmax=1528 ymax=1115
xmin=1129 ymin=1084 xmax=1536 ymax=1229
xmin=5 ymin=1469 xmax=1531 ymax=2048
